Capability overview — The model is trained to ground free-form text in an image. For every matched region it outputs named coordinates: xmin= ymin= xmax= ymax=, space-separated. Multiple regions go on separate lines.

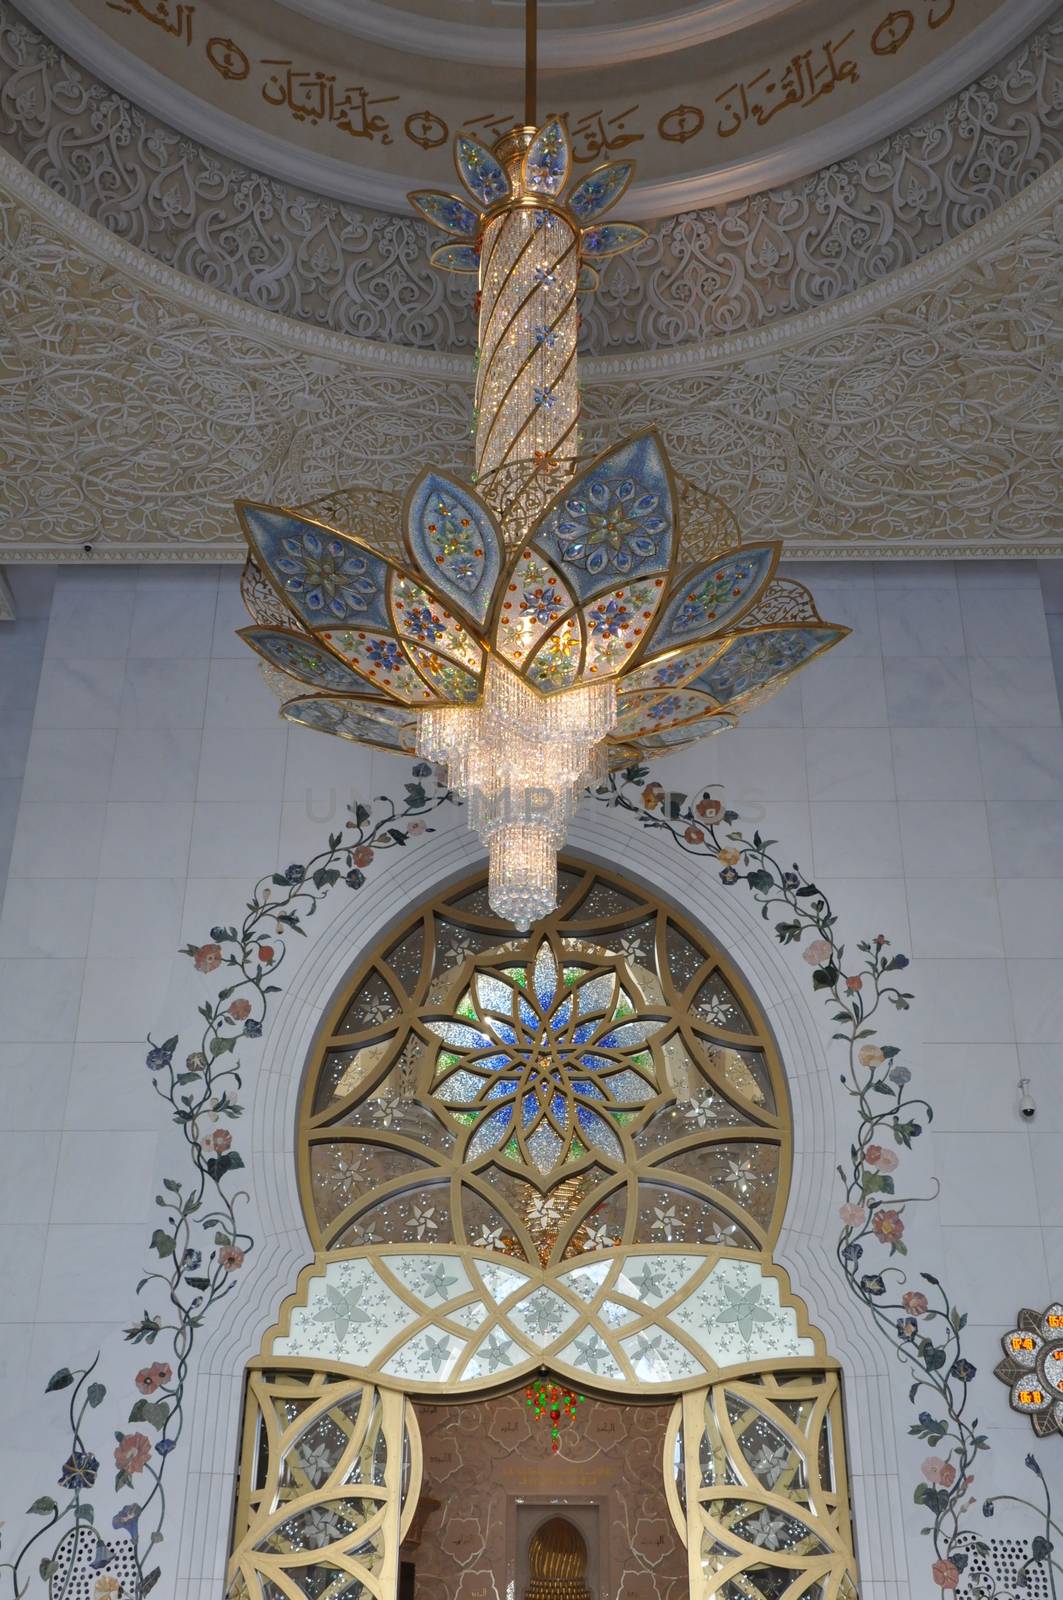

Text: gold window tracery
xmin=228 ymin=860 xmax=859 ymax=1600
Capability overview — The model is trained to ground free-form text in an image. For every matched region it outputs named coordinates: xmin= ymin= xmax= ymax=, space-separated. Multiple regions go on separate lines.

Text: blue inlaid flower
xmin=647 ymin=694 xmax=682 ymax=722
xmin=59 ymin=1450 xmax=99 ymax=1489
xmin=426 ymin=940 xmax=661 ymax=1177
xmin=519 ymin=586 xmax=563 ymax=626
xmin=276 ymin=530 xmax=377 ymax=622
xmin=588 ymin=598 xmax=633 ymax=639
xmin=155 ymin=1437 xmax=177 ymax=1457
xmin=404 ymin=605 xmax=447 ymax=645
xmin=244 ymin=1018 xmax=262 ymax=1038
xmin=554 ymin=475 xmax=667 ymax=577
xmin=113 ymin=1504 xmax=141 ymax=1540
xmin=534 ymin=385 xmax=555 ymax=410
xmin=455 ymin=136 xmax=509 ymax=207
xmin=860 ymin=1273 xmax=887 ymax=1296
xmin=951 ymin=1358 xmax=977 ymax=1383
xmin=366 ymin=639 xmax=404 ymax=672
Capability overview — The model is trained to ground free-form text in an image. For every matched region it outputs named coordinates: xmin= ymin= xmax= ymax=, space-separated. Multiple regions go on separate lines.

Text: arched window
xmin=227 ymin=861 xmax=858 ymax=1599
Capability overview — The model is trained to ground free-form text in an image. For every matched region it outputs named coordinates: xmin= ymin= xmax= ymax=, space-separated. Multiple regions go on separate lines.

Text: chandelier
xmin=233 ymin=5 xmax=848 ymax=927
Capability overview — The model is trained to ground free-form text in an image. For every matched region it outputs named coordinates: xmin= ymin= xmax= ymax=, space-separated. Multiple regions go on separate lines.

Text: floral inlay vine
xmin=0 ymin=761 xmax=1050 ymax=1596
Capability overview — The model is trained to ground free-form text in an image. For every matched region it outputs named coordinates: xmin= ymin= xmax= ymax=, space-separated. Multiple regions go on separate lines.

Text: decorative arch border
xmin=7 ymin=764 xmax=1031 ymax=1599
xmin=174 ymin=786 xmax=899 ymax=1590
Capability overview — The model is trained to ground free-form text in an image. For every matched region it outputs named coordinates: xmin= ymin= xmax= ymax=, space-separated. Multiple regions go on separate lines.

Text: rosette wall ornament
xmin=234 ymin=19 xmax=848 ymax=926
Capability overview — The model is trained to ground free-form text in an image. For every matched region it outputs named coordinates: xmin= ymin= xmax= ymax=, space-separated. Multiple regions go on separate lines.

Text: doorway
xmin=403 ymin=1384 xmax=686 ymax=1600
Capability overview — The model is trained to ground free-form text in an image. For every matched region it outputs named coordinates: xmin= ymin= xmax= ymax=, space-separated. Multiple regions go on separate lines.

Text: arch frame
xmin=174 ymin=800 xmax=907 ymax=1591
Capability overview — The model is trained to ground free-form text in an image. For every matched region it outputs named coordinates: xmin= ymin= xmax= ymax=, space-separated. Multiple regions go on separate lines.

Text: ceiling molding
xmin=12 ymin=0 xmax=1059 ymax=219
xmin=0 ymin=146 xmax=1059 ymax=563
xmin=3 ymin=3 xmax=1060 ymax=355
xmin=271 ymin=0 xmax=801 ymax=68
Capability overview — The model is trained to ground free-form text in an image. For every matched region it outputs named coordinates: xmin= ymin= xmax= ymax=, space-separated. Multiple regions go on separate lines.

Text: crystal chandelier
xmin=233 ymin=4 xmax=848 ymax=927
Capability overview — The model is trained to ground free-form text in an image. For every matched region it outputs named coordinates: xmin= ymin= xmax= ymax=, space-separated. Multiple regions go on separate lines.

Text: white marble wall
xmin=0 ymin=560 xmax=1061 ymax=1598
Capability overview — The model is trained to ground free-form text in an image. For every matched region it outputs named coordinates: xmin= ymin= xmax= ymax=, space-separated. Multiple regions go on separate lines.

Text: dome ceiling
xmin=14 ymin=0 xmax=1057 ymax=213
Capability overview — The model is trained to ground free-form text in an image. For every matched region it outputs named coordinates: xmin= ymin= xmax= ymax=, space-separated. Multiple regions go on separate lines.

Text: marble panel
xmin=99 ymin=801 xmax=195 ymax=878
xmin=987 ymin=801 xmax=1063 ymax=876
xmin=969 ymin=657 xmax=1062 ymax=727
xmin=960 ymin=587 xmax=1052 ymax=656
xmin=0 ymin=957 xmax=83 ymax=1040
xmin=108 ymin=727 xmax=202 ymax=802
xmin=801 ymin=654 xmax=887 ymax=727
xmin=45 ymin=570 xmax=136 ymax=658
xmin=898 ymin=801 xmax=993 ymax=877
xmin=889 ymin=727 xmax=983 ymax=800
xmin=906 ymin=878 xmax=1004 ymax=958
xmin=883 ymin=657 xmax=973 ymax=726
xmin=0 ymin=877 xmax=96 ymax=958
xmin=805 ymin=728 xmax=895 ymax=801
xmin=935 ymin=1132 xmax=1038 ymax=1225
xmin=33 ymin=657 xmax=125 ymax=729
xmin=120 ymin=657 xmax=210 ymax=729
xmin=876 ymin=586 xmax=965 ymax=657
xmin=1006 ymin=959 xmax=1063 ymax=1045
xmin=21 ymin=726 xmax=117 ymax=803
xmin=977 ymin=725 xmax=1063 ymax=800
xmin=51 ymin=1129 xmax=159 ymax=1225
xmin=129 ymin=570 xmax=220 ymax=659
xmin=810 ymin=802 xmax=901 ymax=877
xmin=196 ymin=726 xmax=288 ymax=803
xmin=88 ymin=877 xmax=183 ymax=958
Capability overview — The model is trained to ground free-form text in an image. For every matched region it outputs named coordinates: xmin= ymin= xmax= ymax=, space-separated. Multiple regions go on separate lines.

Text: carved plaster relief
xmin=0 ymin=147 xmax=1059 ymax=562
xmin=0 ymin=3 xmax=1061 ymax=351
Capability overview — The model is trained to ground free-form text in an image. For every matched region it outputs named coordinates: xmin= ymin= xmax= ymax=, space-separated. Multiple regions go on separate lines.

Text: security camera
xmin=1018 ymin=1078 xmax=1037 ymax=1122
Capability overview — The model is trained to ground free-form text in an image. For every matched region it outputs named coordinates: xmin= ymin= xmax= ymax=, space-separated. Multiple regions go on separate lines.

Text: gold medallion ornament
xmin=995 ymin=1303 xmax=1063 ymax=1437
xmin=232 ymin=1 xmax=848 ymax=927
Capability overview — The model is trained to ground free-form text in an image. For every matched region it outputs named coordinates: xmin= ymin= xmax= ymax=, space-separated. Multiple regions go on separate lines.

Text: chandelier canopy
xmin=234 ymin=109 xmax=848 ymax=926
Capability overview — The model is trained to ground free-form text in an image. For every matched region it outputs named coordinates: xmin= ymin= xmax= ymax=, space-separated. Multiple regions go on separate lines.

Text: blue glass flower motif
xmin=455 ymin=135 xmax=510 ymax=207
xmin=409 ymin=191 xmax=481 ymax=237
xmin=523 ymin=120 xmax=571 ymax=197
xmin=568 ymin=162 xmax=634 ymax=222
xmin=272 ymin=530 xmax=377 ymax=622
xmin=425 ymin=940 xmax=661 ymax=1177
xmin=581 ymin=223 xmax=647 ymax=257
xmin=429 ymin=242 xmax=481 ymax=274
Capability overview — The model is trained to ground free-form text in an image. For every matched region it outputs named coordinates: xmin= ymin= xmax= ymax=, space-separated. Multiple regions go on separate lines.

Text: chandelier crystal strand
xmin=474 ymin=131 xmax=580 ymax=512
xmin=419 ymin=120 xmax=609 ymax=927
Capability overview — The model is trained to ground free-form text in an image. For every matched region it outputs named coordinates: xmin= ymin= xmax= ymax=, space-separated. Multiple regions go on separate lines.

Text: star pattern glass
xmin=426 ymin=939 xmax=661 ymax=1179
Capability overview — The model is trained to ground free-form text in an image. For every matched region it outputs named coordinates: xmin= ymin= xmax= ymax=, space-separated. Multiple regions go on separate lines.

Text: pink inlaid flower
xmin=922 ymin=1457 xmax=957 ymax=1488
xmin=872 ymin=1208 xmax=904 ymax=1246
xmin=257 ymin=945 xmax=275 ymax=964
xmin=228 ymin=998 xmax=252 ymax=1022
xmin=218 ymin=1245 xmax=245 ymax=1271
xmin=845 ymin=974 xmax=863 ymax=993
xmin=352 ymin=845 xmax=374 ymax=867
xmin=642 ymin=782 xmax=664 ymax=811
xmin=696 ymin=795 xmax=722 ymax=821
xmin=803 ymin=938 xmax=832 ymax=966
xmin=858 ymin=1044 xmax=885 ymax=1067
xmin=135 ymin=1362 xmax=172 ymax=1395
xmin=408 ymin=821 xmax=427 ymax=836
xmin=839 ymin=1202 xmax=865 ymax=1227
xmin=932 ymin=1558 xmax=959 ymax=1590
xmin=717 ymin=847 xmax=740 ymax=867
xmin=903 ymin=1291 xmax=929 ymax=1315
xmin=210 ymin=1129 xmax=232 ymax=1155
xmin=684 ymin=825 xmax=704 ymax=845
xmin=865 ymin=1144 xmax=898 ymax=1173
xmin=193 ymin=943 xmax=222 ymax=974
xmin=114 ymin=1433 xmax=152 ymax=1475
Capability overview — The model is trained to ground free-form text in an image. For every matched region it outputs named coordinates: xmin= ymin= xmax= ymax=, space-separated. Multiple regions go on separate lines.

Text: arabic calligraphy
xmin=105 ymin=0 xmax=960 ymax=159
xmin=716 ymin=32 xmax=859 ymax=138
xmin=106 ymin=0 xmax=193 ymax=45
xmin=260 ymin=62 xmax=397 ymax=139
